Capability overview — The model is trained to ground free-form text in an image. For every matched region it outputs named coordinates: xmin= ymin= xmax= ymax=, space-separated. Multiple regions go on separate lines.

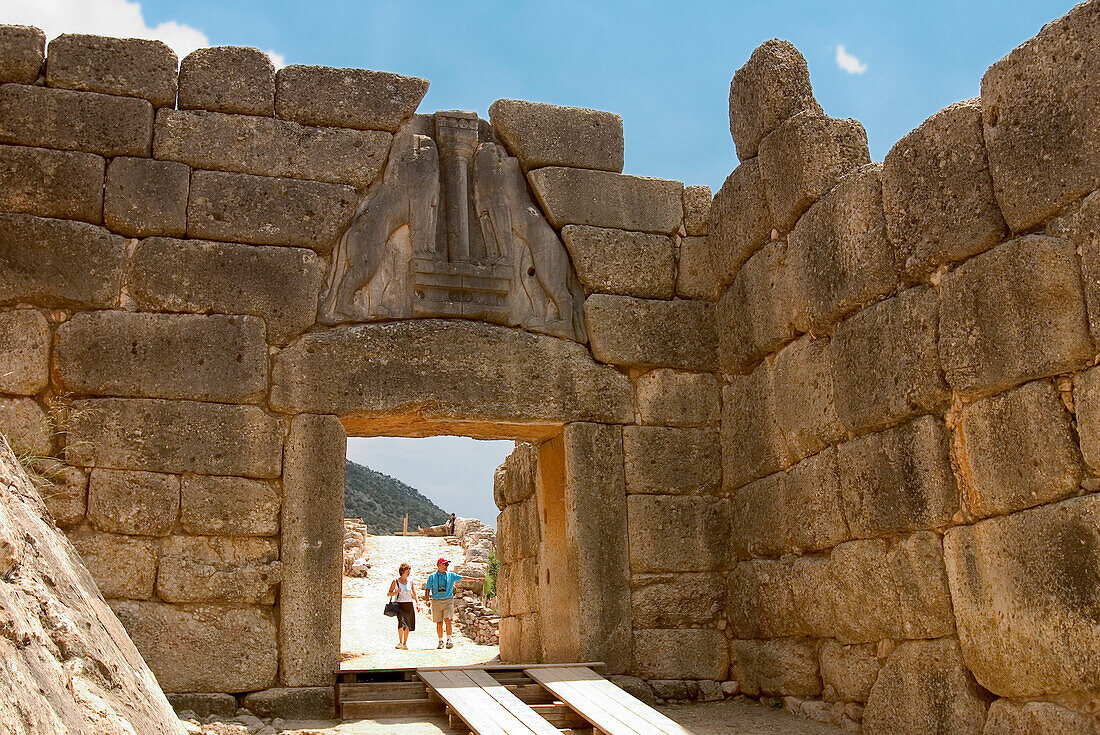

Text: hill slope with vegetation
xmin=344 ymin=459 xmax=449 ymax=534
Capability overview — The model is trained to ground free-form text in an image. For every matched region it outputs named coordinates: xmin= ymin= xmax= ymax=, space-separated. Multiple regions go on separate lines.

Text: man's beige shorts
xmin=431 ymin=598 xmax=455 ymax=622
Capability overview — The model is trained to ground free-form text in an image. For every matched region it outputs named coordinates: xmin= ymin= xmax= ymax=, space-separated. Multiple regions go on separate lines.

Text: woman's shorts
xmin=396 ymin=601 xmax=416 ymax=630
xmin=430 ymin=597 xmax=455 ymax=622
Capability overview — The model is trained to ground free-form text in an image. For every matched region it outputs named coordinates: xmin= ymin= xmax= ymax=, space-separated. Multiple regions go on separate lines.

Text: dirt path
xmin=340 ymin=535 xmax=499 ymax=669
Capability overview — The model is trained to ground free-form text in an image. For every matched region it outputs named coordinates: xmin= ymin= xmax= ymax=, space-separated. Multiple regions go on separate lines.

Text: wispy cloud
xmin=835 ymin=45 xmax=868 ymax=75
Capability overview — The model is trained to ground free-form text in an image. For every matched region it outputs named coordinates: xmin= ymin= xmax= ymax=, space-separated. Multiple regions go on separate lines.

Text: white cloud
xmin=0 ymin=0 xmax=284 ymax=67
xmin=835 ymin=45 xmax=868 ymax=75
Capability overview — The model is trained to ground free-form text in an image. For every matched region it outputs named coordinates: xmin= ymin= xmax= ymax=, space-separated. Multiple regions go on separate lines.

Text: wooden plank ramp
xmin=418 ymin=668 xmax=562 ymax=735
xmin=525 ymin=666 xmax=694 ymax=735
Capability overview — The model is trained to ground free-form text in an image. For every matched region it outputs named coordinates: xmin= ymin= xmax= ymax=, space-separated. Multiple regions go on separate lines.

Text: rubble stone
xmin=489 ymin=99 xmax=623 ymax=172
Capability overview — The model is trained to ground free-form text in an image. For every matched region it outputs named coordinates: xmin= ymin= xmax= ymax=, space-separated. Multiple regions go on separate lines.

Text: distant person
xmin=424 ymin=558 xmax=483 ymax=649
xmin=445 ymin=513 xmax=456 ymax=536
xmin=387 ymin=563 xmax=420 ymax=650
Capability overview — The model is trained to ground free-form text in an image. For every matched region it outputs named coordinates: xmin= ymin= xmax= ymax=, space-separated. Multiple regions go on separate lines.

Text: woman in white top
xmin=387 ymin=563 xmax=420 ymax=649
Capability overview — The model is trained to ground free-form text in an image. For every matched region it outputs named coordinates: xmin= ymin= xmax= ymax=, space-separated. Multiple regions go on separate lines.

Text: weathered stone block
xmin=940 ymin=235 xmax=1091 ymax=396
xmin=728 ymin=39 xmax=821 ymax=160
xmin=179 ymin=46 xmax=275 ymax=116
xmin=276 ymin=65 xmax=427 ymax=132
xmin=528 ymin=167 xmax=683 ymax=234
xmin=240 ymin=687 xmax=336 ymax=720
xmin=1075 ymin=366 xmax=1100 ymax=475
xmin=623 ymin=426 xmax=720 ymax=495
xmin=0 ymin=309 xmax=49 ymax=395
xmin=0 ymin=213 xmax=125 ymax=309
xmin=0 ymin=84 xmax=153 ymax=157
xmin=769 ymin=335 xmax=844 ymax=462
xmin=69 ymin=530 xmax=157 ymax=600
xmin=497 ymin=442 xmax=538 ymax=508
xmin=983 ymin=700 xmax=1098 ymax=735
xmin=819 ymin=640 xmax=881 ymax=703
xmin=785 ymin=165 xmax=897 ymax=333
xmin=38 ymin=460 xmax=87 ymax=527
xmin=0 ymin=26 xmax=44 ymax=83
xmin=759 ymin=111 xmax=870 ymax=232
xmin=676 ymin=235 xmax=721 ymax=300
xmin=271 ymin=321 xmax=633 ymax=428
xmin=730 ymin=472 xmax=789 ymax=560
xmin=631 ymin=573 xmax=724 ymax=628
xmin=158 ymin=535 xmax=281 ymax=604
xmin=838 ymin=415 xmax=958 ymax=538
xmin=707 ymin=159 xmax=772 ymax=286
xmin=0 ymin=396 xmax=51 ymax=456
xmin=46 ymin=34 xmax=176 ymax=107
xmin=497 ymin=498 xmax=540 ymax=563
xmin=627 ymin=495 xmax=729 ymax=572
xmin=165 ymin=693 xmax=236 ymax=719
xmin=635 ymin=369 xmax=719 ymax=427
xmin=585 ymin=294 xmax=717 ymax=371
xmin=87 ymin=468 xmax=179 ymax=536
xmin=1049 ymin=191 xmax=1100 ymax=348
xmin=634 ymin=630 xmax=729 ymax=681
xmin=187 ymin=170 xmax=357 ymax=254
xmin=103 ymin=156 xmax=188 ymax=237
xmin=716 ymin=239 xmax=796 ymax=374
xmin=68 ymin=398 xmax=282 ymax=478
xmin=110 ymin=601 xmax=277 ymax=693
xmin=980 ymin=1 xmax=1100 ymax=232
xmin=129 ymin=237 xmax=326 ymax=346
xmin=829 ymin=286 xmax=948 ymax=432
xmin=882 ymin=99 xmax=1007 ymax=280
xmin=957 ymin=380 xmax=1083 ymax=519
xmin=888 ymin=531 xmax=956 ymax=640
xmin=498 ymin=612 xmax=541 ymax=665
xmin=863 ymin=638 xmax=987 ymax=735
xmin=721 ymin=364 xmax=791 ymax=490
xmin=499 ymin=556 xmax=538 ymax=616
xmin=682 ymin=185 xmax=711 ymax=236
xmin=56 ymin=311 xmax=269 ymax=403
xmin=732 ymin=638 xmax=821 ymax=698
xmin=154 ymin=108 xmax=391 ymax=188
xmin=0 ymin=144 xmax=103 ymax=223
xmin=944 ymin=494 xmax=1100 ymax=697
xmin=727 ymin=558 xmax=808 ymax=639
xmin=489 ymin=99 xmax=623 ymax=172
xmin=560 ymin=225 xmax=675 ymax=298
xmin=280 ymin=414 xmax=345 ymax=687
xmin=180 ymin=475 xmax=280 ymax=537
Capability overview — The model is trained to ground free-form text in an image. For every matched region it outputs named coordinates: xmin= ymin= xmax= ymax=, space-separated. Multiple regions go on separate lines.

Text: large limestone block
xmin=585 ymin=294 xmax=717 ymax=371
xmin=0 ymin=309 xmax=49 ymax=395
xmin=863 ymin=638 xmax=988 ymax=735
xmin=499 ymin=612 xmax=541 ymax=665
xmin=497 ymin=498 xmax=540 ymax=563
xmin=0 ymin=144 xmax=103 ymax=223
xmin=129 ymin=237 xmax=326 ymax=346
xmin=87 ymin=468 xmax=179 ymax=536
xmin=187 ymin=170 xmax=357 ymax=254
xmin=0 ymin=213 xmax=125 ymax=309
xmin=785 ymin=165 xmax=898 ymax=333
xmin=634 ymin=369 xmax=719 ymax=427
xmin=154 ymin=109 xmax=391 ymax=189
xmin=38 ymin=460 xmax=87 ymax=528
xmin=726 ymin=557 xmax=811 ymax=639
xmin=980 ymin=1 xmax=1100 ymax=231
xmin=732 ymin=638 xmax=821 ymax=698
xmin=69 ymin=530 xmax=157 ymax=600
xmin=627 ymin=495 xmax=729 ymax=573
xmin=882 ymin=99 xmax=1007 ymax=280
xmin=819 ymin=640 xmax=881 ymax=703
xmin=682 ymin=185 xmax=711 ymax=236
xmin=111 ymin=600 xmax=277 ymax=693
xmin=1075 ymin=366 xmax=1100 ymax=474
xmin=0 ymin=396 xmax=51 ymax=457
xmin=622 ymin=426 xmax=720 ymax=495
xmin=759 ymin=110 xmax=870 ymax=232
xmin=561 ymin=225 xmax=675 ymax=298
xmin=0 ymin=84 xmax=152 ymax=157
xmin=0 ymin=25 xmax=44 ymax=83
xmin=717 ymin=239 xmax=796 ymax=374
xmin=728 ymin=39 xmax=821 ymax=161
xmin=528 ymin=167 xmax=683 ymax=234
xmin=721 ymin=365 xmax=791 ymax=490
xmin=837 ymin=415 xmax=959 ymax=538
xmin=707 ymin=159 xmax=773 ymax=286
xmin=157 ymin=535 xmax=281 ymax=604
xmin=275 ymin=65 xmax=428 ymax=132
xmin=56 ymin=311 xmax=269 ymax=403
xmin=68 ymin=398 xmax=282 ymax=478
xmin=940 ymin=235 xmax=1092 ymax=396
xmin=887 ymin=532 xmax=957 ymax=640
xmin=240 ymin=686 xmax=336 ymax=721
xmin=498 ymin=557 xmax=538 ymax=616
xmin=497 ymin=442 xmax=538 ymax=508
xmin=631 ymin=573 xmax=724 ymax=628
xmin=103 ymin=156 xmax=188 ymax=238
xmin=828 ymin=285 xmax=948 ymax=432
xmin=270 ymin=320 xmax=633 ymax=428
xmin=280 ymin=414 xmax=344 ymax=686
xmin=179 ymin=46 xmax=275 ymax=116
xmin=956 ymin=380 xmax=1083 ymax=519
xmin=180 ymin=475 xmax=280 ymax=536
xmin=677 ymin=235 xmax=721 ymax=301
xmin=944 ymin=495 xmax=1100 ymax=697
xmin=46 ymin=34 xmax=177 ymax=107
xmin=983 ymin=700 xmax=1100 ymax=735
xmin=769 ymin=335 xmax=844 ymax=462
xmin=634 ymin=629 xmax=729 ymax=681
xmin=729 ymin=472 xmax=789 ymax=560
xmin=1049 ymin=192 xmax=1100 ymax=346
xmin=489 ymin=99 xmax=623 ymax=172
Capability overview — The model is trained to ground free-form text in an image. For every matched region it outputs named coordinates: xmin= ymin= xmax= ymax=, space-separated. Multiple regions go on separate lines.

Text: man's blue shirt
xmin=426 ymin=571 xmax=461 ymax=599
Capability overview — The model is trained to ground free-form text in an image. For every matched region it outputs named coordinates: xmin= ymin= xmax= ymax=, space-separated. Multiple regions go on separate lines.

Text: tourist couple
xmin=387 ymin=558 xmax=484 ymax=650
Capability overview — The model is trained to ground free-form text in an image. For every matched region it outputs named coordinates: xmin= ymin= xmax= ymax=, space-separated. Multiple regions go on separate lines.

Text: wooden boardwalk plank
xmin=552 ymin=667 xmax=693 ymax=735
xmin=419 ymin=668 xmax=552 ymax=735
xmin=465 ymin=669 xmax=562 ymax=735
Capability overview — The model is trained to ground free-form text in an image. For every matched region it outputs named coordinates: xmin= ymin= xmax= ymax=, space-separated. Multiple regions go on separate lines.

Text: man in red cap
xmin=424 ymin=558 xmax=483 ymax=649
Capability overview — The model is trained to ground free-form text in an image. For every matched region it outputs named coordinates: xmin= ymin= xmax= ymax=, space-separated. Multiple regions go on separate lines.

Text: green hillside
xmin=344 ymin=459 xmax=449 ymax=534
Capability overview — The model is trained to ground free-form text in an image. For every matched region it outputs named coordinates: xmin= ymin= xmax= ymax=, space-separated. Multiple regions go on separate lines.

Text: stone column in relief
xmin=435 ymin=111 xmax=480 ymax=262
xmin=563 ymin=422 xmax=633 ymax=674
xmin=280 ymin=414 xmax=346 ymax=686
